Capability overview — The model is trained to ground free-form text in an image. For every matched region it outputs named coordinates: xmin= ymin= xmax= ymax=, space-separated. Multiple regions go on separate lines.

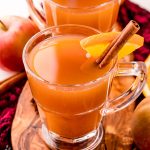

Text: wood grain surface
xmin=11 ymin=71 xmax=136 ymax=149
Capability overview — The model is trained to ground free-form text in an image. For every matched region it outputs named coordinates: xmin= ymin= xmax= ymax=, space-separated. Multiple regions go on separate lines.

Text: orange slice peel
xmin=80 ymin=32 xmax=144 ymax=60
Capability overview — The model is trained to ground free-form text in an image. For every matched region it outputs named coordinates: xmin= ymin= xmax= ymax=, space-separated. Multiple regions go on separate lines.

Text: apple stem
xmin=0 ymin=20 xmax=7 ymax=31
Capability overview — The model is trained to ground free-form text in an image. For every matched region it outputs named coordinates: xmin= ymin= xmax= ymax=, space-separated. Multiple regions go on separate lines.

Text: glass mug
xmin=23 ymin=25 xmax=146 ymax=150
xmin=26 ymin=0 xmax=120 ymax=32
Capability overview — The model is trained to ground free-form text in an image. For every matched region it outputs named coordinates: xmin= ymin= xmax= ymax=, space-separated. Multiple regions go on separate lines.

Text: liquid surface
xmin=28 ymin=35 xmax=112 ymax=84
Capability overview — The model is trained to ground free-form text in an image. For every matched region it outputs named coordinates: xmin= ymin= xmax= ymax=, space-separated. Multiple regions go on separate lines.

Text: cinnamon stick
xmin=96 ymin=20 xmax=140 ymax=67
xmin=0 ymin=72 xmax=26 ymax=95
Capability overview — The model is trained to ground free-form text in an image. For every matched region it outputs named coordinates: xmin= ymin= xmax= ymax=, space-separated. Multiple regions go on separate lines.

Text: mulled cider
xmin=27 ymin=34 xmax=112 ymax=138
xmin=23 ymin=25 xmax=146 ymax=150
xmin=44 ymin=0 xmax=119 ymax=32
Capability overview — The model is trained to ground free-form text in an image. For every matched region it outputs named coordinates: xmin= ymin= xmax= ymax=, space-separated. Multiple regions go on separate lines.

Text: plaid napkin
xmin=118 ymin=0 xmax=150 ymax=61
xmin=0 ymin=80 xmax=26 ymax=150
xmin=0 ymin=0 xmax=150 ymax=149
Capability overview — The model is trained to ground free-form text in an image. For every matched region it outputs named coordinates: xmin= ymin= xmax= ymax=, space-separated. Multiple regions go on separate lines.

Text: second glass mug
xmin=23 ymin=25 xmax=146 ymax=150
xmin=26 ymin=0 xmax=120 ymax=32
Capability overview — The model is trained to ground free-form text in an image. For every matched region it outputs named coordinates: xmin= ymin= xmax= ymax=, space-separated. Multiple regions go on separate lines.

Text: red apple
xmin=0 ymin=16 xmax=39 ymax=71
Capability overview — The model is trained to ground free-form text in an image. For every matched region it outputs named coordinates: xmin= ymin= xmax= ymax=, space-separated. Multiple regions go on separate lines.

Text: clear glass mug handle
xmin=104 ymin=61 xmax=146 ymax=114
xmin=26 ymin=0 xmax=46 ymax=30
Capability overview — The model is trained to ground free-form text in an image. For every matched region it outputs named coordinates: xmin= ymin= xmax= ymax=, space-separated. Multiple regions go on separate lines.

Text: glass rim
xmin=47 ymin=0 xmax=117 ymax=10
xmin=23 ymin=24 xmax=118 ymax=88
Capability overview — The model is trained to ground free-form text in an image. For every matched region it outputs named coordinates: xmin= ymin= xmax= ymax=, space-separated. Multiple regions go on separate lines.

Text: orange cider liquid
xmin=44 ymin=0 xmax=119 ymax=32
xmin=27 ymin=35 xmax=112 ymax=138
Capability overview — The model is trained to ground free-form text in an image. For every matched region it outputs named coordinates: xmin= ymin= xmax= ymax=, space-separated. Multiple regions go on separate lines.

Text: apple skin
xmin=0 ymin=16 xmax=39 ymax=71
xmin=131 ymin=97 xmax=150 ymax=150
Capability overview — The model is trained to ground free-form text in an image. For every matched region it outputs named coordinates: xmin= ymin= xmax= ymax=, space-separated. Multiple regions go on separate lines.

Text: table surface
xmin=0 ymin=0 xmax=150 ymax=82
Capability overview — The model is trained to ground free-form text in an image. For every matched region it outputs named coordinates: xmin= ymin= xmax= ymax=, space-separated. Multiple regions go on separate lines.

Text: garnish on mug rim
xmin=80 ymin=20 xmax=143 ymax=68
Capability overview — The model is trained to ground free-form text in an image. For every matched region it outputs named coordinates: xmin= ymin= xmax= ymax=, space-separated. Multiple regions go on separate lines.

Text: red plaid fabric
xmin=0 ymin=81 xmax=26 ymax=149
xmin=118 ymin=0 xmax=150 ymax=61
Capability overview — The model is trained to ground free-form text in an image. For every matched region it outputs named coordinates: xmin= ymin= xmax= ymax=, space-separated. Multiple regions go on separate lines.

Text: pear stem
xmin=0 ymin=20 xmax=7 ymax=31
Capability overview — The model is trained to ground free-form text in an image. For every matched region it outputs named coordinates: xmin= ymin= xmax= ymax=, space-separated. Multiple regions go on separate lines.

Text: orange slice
xmin=80 ymin=32 xmax=144 ymax=60
xmin=143 ymin=55 xmax=150 ymax=97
